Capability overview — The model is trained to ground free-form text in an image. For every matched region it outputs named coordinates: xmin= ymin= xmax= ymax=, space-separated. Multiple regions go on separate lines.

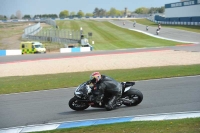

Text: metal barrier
xmin=22 ymin=19 xmax=82 ymax=47
xmin=22 ymin=22 xmax=42 ymax=38
xmin=148 ymin=18 xmax=200 ymax=26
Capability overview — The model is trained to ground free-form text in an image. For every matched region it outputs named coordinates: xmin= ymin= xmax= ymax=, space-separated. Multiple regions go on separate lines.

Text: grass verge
xmin=55 ymin=20 xmax=183 ymax=50
xmin=130 ymin=19 xmax=200 ymax=33
xmin=0 ymin=64 xmax=200 ymax=94
xmin=34 ymin=118 xmax=200 ymax=133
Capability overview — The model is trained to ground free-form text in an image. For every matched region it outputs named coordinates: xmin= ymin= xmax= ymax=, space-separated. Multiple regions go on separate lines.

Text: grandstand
xmin=154 ymin=0 xmax=200 ymax=24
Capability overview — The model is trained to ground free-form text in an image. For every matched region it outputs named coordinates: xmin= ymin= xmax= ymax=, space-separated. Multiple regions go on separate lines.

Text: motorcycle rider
xmin=88 ymin=72 xmax=122 ymax=111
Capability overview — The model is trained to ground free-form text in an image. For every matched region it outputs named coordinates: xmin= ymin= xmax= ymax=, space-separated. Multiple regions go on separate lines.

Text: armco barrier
xmin=60 ymin=47 xmax=91 ymax=53
xmin=0 ymin=50 xmax=6 ymax=56
xmin=0 ymin=50 xmax=21 ymax=56
xmin=0 ymin=47 xmax=92 ymax=56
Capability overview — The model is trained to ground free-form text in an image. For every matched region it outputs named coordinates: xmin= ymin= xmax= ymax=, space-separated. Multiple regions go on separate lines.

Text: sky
xmin=0 ymin=0 xmax=178 ymax=17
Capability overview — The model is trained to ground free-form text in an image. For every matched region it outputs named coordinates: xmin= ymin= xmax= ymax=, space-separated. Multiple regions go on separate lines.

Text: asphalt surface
xmin=0 ymin=76 xmax=200 ymax=128
xmin=110 ymin=19 xmax=200 ymax=43
xmin=1 ymin=44 xmax=200 ymax=63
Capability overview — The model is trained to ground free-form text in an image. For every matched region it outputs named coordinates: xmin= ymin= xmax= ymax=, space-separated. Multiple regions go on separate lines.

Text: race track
xmin=0 ymin=76 xmax=200 ymax=128
xmin=110 ymin=19 xmax=200 ymax=43
xmin=0 ymin=20 xmax=200 ymax=130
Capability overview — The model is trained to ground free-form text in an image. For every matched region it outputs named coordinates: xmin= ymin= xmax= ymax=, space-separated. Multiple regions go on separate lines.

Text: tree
xmin=59 ymin=10 xmax=69 ymax=18
xmin=85 ymin=13 xmax=93 ymax=17
xmin=0 ymin=15 xmax=4 ymax=20
xmin=93 ymin=8 xmax=107 ymax=17
xmin=116 ymin=10 xmax=122 ymax=16
xmin=22 ymin=15 xmax=31 ymax=19
xmin=33 ymin=14 xmax=58 ymax=19
xmin=49 ymin=14 xmax=58 ymax=18
xmin=93 ymin=7 xmax=99 ymax=16
xmin=10 ymin=14 xmax=17 ymax=19
xmin=16 ymin=10 xmax=22 ymax=19
xmin=108 ymin=8 xmax=122 ymax=16
xmin=134 ymin=7 xmax=149 ymax=14
xmin=0 ymin=15 xmax=7 ymax=20
xmin=148 ymin=6 xmax=165 ymax=14
xmin=98 ymin=8 xmax=106 ymax=16
xmin=121 ymin=10 xmax=125 ymax=16
xmin=109 ymin=8 xmax=117 ymax=16
xmin=158 ymin=6 xmax=165 ymax=13
xmin=77 ymin=10 xmax=84 ymax=17
xmin=70 ymin=12 xmax=76 ymax=17
xmin=42 ymin=14 xmax=48 ymax=18
xmin=149 ymin=7 xmax=156 ymax=14
xmin=33 ymin=15 xmax=41 ymax=19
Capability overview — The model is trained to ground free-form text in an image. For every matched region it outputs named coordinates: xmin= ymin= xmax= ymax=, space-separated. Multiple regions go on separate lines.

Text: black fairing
xmin=121 ymin=81 xmax=135 ymax=89
xmin=75 ymin=83 xmax=88 ymax=99
xmin=125 ymin=82 xmax=135 ymax=87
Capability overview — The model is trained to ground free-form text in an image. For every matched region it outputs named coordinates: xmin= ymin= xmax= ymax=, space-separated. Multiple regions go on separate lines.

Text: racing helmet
xmin=90 ymin=72 xmax=101 ymax=84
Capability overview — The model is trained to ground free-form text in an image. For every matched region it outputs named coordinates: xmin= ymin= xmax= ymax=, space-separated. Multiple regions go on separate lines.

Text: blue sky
xmin=0 ymin=0 xmax=178 ymax=17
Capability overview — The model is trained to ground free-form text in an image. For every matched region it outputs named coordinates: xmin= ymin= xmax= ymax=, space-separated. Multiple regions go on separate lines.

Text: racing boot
xmin=105 ymin=96 xmax=117 ymax=111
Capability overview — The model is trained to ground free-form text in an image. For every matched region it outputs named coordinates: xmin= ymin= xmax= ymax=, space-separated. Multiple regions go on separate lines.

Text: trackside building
xmin=154 ymin=0 xmax=200 ymax=24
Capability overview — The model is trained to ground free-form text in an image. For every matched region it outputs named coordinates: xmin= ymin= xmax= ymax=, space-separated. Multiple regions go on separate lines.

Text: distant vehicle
xmin=20 ymin=41 xmax=46 ymax=54
xmin=156 ymin=29 xmax=160 ymax=35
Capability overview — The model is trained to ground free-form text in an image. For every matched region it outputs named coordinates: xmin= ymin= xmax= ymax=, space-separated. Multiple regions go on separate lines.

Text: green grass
xmin=56 ymin=20 xmax=80 ymax=30
xmin=56 ymin=20 xmax=184 ymax=50
xmin=0 ymin=64 xmax=200 ymax=94
xmin=34 ymin=118 xmax=200 ymax=133
xmin=0 ymin=24 xmax=24 ymax=48
xmin=130 ymin=18 xmax=200 ymax=33
xmin=0 ymin=23 xmax=24 ymax=39
xmin=1 ymin=20 xmax=198 ymax=50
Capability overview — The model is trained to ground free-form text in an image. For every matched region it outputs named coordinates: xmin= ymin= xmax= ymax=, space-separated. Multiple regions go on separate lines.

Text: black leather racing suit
xmin=94 ymin=75 xmax=122 ymax=110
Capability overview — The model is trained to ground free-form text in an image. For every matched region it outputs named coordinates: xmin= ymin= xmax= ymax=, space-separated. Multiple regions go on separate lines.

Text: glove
xmin=86 ymin=80 xmax=91 ymax=85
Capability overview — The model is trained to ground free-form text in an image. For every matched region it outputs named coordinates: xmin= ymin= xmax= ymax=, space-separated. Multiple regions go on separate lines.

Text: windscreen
xmin=34 ymin=44 xmax=44 ymax=48
xmin=33 ymin=43 xmax=44 ymax=48
xmin=76 ymin=83 xmax=88 ymax=95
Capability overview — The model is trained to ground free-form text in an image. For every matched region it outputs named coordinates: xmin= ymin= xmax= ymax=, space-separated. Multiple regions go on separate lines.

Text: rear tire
xmin=123 ymin=88 xmax=143 ymax=106
xmin=68 ymin=97 xmax=89 ymax=111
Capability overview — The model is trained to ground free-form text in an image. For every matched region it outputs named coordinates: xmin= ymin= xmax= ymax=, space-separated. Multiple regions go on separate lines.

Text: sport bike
xmin=69 ymin=81 xmax=143 ymax=111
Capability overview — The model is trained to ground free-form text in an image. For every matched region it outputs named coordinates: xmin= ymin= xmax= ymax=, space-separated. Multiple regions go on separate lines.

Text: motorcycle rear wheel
xmin=69 ymin=97 xmax=89 ymax=111
xmin=123 ymin=89 xmax=143 ymax=106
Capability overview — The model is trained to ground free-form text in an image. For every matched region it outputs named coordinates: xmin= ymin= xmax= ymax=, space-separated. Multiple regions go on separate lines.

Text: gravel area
xmin=1 ymin=50 xmax=200 ymax=77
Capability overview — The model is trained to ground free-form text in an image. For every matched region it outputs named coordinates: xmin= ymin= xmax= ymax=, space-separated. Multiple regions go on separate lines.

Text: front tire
xmin=123 ymin=88 xmax=143 ymax=106
xmin=68 ymin=97 xmax=89 ymax=111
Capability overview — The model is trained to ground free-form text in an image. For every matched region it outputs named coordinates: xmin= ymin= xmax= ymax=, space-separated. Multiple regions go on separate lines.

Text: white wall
xmin=165 ymin=4 xmax=200 ymax=18
xmin=6 ymin=50 xmax=21 ymax=56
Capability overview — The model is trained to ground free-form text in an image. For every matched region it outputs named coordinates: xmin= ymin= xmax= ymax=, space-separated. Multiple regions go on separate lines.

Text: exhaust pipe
xmin=121 ymin=98 xmax=134 ymax=103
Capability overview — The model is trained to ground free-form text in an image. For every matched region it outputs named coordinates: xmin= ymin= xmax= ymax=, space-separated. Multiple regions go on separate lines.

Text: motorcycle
xmin=68 ymin=81 xmax=143 ymax=111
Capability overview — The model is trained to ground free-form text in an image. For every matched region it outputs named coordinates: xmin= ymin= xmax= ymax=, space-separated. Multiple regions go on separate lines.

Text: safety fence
xmin=45 ymin=19 xmax=57 ymax=27
xmin=22 ymin=22 xmax=42 ymax=38
xmin=26 ymin=29 xmax=82 ymax=47
xmin=22 ymin=20 xmax=82 ymax=47
xmin=0 ymin=50 xmax=21 ymax=56
xmin=148 ymin=16 xmax=200 ymax=26
xmin=0 ymin=47 xmax=92 ymax=56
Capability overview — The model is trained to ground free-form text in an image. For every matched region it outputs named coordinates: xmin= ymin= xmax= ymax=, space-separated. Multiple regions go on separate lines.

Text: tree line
xmin=59 ymin=7 xmax=164 ymax=18
xmin=0 ymin=7 xmax=164 ymax=20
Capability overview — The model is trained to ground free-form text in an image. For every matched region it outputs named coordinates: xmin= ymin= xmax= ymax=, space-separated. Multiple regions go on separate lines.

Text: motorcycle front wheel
xmin=68 ymin=97 xmax=89 ymax=111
